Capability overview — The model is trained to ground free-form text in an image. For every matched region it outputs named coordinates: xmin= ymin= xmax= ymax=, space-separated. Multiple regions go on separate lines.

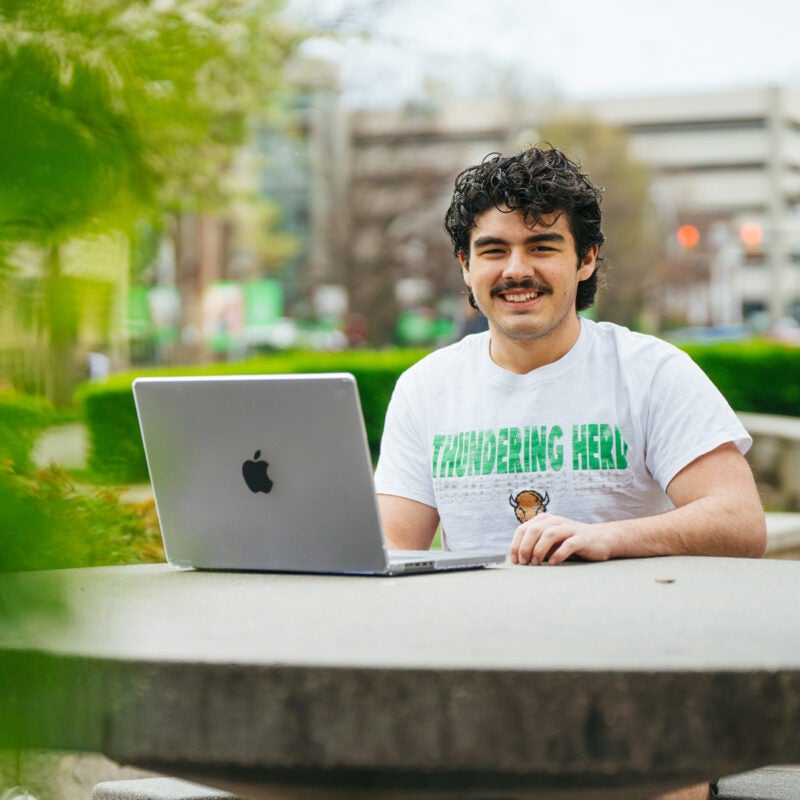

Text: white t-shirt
xmin=374 ymin=319 xmax=752 ymax=552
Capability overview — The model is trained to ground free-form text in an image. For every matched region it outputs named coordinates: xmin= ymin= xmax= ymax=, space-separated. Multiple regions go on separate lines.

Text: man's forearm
xmin=377 ymin=493 xmax=440 ymax=550
xmin=609 ymin=441 xmax=766 ymax=560
xmin=607 ymin=495 xmax=766 ymax=560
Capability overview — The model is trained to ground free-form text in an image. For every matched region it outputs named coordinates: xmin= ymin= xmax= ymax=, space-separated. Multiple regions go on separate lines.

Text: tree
xmin=537 ymin=116 xmax=665 ymax=329
xmin=0 ymin=0 xmax=303 ymax=404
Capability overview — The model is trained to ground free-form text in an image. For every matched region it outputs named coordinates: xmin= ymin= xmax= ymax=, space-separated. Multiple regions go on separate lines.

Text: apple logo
xmin=242 ymin=450 xmax=273 ymax=494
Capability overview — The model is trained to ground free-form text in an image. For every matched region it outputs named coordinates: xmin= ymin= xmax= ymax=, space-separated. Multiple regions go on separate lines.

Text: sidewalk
xmin=31 ymin=422 xmax=153 ymax=504
xmin=31 ymin=421 xmax=89 ymax=471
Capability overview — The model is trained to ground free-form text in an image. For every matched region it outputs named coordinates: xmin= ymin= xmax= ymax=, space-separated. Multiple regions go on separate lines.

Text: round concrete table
xmin=2 ymin=557 xmax=800 ymax=799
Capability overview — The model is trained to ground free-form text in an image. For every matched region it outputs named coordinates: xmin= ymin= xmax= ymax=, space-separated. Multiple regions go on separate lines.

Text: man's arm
xmin=510 ymin=443 xmax=766 ymax=565
xmin=378 ymin=493 xmax=440 ymax=550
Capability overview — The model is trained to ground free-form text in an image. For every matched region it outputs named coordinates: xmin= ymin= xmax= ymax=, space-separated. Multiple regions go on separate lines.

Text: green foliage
xmin=79 ymin=349 xmax=430 ymax=483
xmin=1 ymin=2 xmax=146 ymax=241
xmin=0 ymin=0 xmax=302 ymax=241
xmin=0 ymin=463 xmax=163 ymax=573
xmin=681 ymin=340 xmax=800 ymax=416
xmin=0 ymin=387 xmax=162 ymax=573
xmin=82 ymin=385 xmax=148 ymax=483
xmin=0 ymin=391 xmax=55 ymax=473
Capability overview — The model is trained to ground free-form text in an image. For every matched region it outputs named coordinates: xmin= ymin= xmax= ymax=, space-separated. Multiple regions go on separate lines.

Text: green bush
xmin=77 ymin=349 xmax=429 ymax=483
xmin=681 ymin=340 xmax=800 ymax=416
xmin=0 ymin=391 xmax=55 ymax=474
xmin=80 ymin=381 xmax=148 ymax=483
xmin=76 ymin=339 xmax=800 ymax=485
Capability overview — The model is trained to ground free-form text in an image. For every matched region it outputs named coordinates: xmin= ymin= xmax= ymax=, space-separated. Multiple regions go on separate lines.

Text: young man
xmin=374 ymin=146 xmax=766 ymax=565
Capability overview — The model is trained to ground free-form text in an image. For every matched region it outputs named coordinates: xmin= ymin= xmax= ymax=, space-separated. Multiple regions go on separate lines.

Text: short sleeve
xmin=644 ymin=350 xmax=752 ymax=489
xmin=373 ymin=370 xmax=438 ymax=508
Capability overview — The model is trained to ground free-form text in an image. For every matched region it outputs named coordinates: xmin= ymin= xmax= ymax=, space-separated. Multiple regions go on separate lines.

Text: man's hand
xmin=510 ymin=514 xmax=615 ymax=565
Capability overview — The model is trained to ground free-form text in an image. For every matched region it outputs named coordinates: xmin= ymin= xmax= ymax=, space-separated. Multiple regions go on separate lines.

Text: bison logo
xmin=509 ymin=489 xmax=550 ymax=523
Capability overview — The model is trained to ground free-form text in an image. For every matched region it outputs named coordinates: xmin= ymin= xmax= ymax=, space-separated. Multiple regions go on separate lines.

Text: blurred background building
xmin=172 ymin=81 xmax=800 ymax=352
xmin=179 ymin=81 xmax=800 ymax=352
xmin=343 ymin=85 xmax=800 ymax=338
xmin=593 ymin=87 xmax=800 ymax=329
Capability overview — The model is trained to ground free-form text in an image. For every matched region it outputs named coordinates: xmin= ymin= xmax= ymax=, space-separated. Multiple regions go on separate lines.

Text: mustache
xmin=490 ymin=278 xmax=551 ymax=298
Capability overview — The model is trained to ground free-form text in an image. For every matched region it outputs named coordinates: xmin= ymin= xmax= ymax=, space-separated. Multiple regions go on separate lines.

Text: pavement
xmin=0 ymin=752 xmax=156 ymax=800
xmin=31 ymin=422 xmax=91 ymax=472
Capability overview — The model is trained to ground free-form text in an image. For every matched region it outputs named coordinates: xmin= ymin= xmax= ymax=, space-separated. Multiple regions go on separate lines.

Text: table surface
xmin=3 ymin=557 xmax=800 ymax=799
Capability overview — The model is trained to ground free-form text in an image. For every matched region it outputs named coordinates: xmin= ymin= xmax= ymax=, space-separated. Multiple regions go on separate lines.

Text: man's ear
xmin=577 ymin=245 xmax=599 ymax=281
xmin=458 ymin=250 xmax=470 ymax=285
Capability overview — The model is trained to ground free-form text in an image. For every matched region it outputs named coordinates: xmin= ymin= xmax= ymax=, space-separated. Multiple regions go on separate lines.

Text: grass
xmin=431 ymin=526 xmax=442 ymax=550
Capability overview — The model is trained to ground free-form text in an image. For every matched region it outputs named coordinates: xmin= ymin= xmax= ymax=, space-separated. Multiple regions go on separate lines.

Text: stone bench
xmin=740 ymin=412 xmax=800 ymax=511
xmin=764 ymin=512 xmax=800 ymax=559
xmin=714 ymin=765 xmax=800 ymax=799
xmin=92 ymin=778 xmax=237 ymax=800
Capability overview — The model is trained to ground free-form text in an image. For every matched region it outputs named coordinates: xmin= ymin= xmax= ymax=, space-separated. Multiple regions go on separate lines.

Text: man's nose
xmin=502 ymin=248 xmax=533 ymax=279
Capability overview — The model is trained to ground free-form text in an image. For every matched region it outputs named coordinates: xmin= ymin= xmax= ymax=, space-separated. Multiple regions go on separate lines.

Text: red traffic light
xmin=676 ymin=224 xmax=701 ymax=249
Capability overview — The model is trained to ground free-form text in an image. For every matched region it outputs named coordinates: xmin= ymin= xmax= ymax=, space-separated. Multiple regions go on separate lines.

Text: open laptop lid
xmin=133 ymin=373 xmax=391 ymax=574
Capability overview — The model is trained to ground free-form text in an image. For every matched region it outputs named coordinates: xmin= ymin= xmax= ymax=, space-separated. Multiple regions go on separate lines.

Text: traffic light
xmin=739 ymin=221 xmax=764 ymax=258
xmin=739 ymin=222 xmax=763 ymax=247
xmin=676 ymin=224 xmax=701 ymax=249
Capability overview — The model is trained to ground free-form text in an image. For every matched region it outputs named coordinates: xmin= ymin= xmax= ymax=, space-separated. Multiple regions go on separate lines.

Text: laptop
xmin=132 ymin=373 xmax=506 ymax=576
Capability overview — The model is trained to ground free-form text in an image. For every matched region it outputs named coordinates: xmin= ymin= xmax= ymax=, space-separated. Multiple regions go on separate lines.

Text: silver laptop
xmin=132 ymin=373 xmax=506 ymax=575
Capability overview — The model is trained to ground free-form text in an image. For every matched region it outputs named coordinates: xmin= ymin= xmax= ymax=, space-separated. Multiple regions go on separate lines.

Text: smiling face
xmin=459 ymin=206 xmax=598 ymax=373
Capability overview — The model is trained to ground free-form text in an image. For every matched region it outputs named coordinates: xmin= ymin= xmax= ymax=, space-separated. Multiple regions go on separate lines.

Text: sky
xmin=288 ymin=0 xmax=800 ymax=107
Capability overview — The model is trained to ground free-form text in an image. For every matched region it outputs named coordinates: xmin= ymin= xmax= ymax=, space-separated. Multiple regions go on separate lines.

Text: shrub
xmin=681 ymin=340 xmax=800 ymax=416
xmin=0 ymin=391 xmax=54 ymax=474
xmin=76 ymin=339 xmax=800 ymax=485
xmin=0 ymin=462 xmax=163 ymax=573
xmin=81 ymin=380 xmax=148 ymax=483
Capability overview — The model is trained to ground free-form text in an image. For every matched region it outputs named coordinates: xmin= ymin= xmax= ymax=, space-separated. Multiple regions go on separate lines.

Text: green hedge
xmin=77 ymin=340 xmax=800 ymax=485
xmin=680 ymin=340 xmax=800 ymax=416
xmin=77 ymin=349 xmax=429 ymax=483
xmin=0 ymin=391 xmax=55 ymax=474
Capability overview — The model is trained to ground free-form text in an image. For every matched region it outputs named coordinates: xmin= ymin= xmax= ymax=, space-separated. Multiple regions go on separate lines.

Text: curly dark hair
xmin=444 ymin=146 xmax=605 ymax=311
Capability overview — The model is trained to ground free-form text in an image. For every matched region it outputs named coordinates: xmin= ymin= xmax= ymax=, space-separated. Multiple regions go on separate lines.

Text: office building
xmin=344 ymin=87 xmax=800 ymax=332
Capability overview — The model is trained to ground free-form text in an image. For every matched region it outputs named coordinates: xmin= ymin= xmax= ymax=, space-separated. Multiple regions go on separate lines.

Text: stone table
xmin=2 ymin=557 xmax=800 ymax=799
